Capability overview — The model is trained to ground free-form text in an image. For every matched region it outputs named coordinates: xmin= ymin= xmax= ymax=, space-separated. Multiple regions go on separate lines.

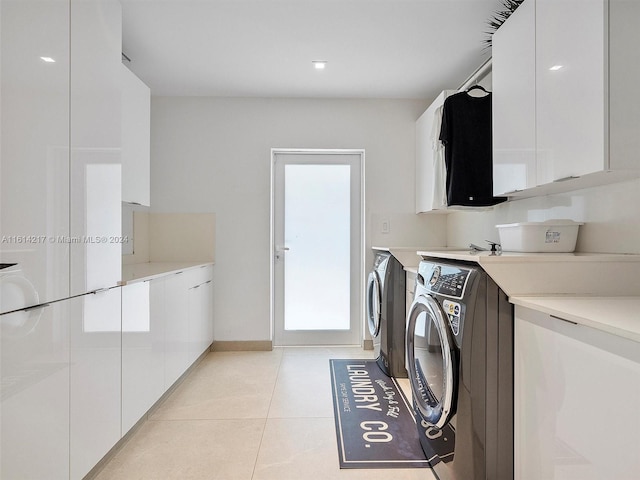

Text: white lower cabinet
xmin=1 ymin=299 xmax=71 ymax=480
xmin=1 ymin=266 xmax=213 ymax=478
xmin=122 ymin=278 xmax=166 ymax=435
xmin=515 ymin=306 xmax=640 ymax=480
xmin=165 ymin=266 xmax=214 ymax=389
xmin=70 ymin=288 xmax=122 ymax=480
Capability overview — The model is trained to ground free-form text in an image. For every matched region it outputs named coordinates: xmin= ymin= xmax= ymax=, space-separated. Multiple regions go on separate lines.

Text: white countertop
xmin=417 ymin=249 xmax=640 ymax=264
xmin=511 ymin=296 xmax=640 ymax=343
xmin=414 ymin=249 xmax=640 ymax=342
xmin=415 ymin=250 xmax=640 ymax=297
xmin=120 ymin=261 xmax=214 ymax=285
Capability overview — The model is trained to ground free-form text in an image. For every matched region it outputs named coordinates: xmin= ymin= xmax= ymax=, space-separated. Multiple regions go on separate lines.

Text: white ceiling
xmin=120 ymin=0 xmax=500 ymax=99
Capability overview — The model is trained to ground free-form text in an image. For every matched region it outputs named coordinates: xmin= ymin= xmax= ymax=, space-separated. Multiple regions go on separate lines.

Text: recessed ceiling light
xmin=312 ymin=61 xmax=327 ymax=70
xmin=40 ymin=56 xmax=56 ymax=63
xmin=549 ymin=65 xmax=563 ymax=71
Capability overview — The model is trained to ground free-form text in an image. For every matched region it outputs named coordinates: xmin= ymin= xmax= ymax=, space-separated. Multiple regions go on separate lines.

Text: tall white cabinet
xmin=515 ymin=306 xmax=640 ymax=479
xmin=69 ymin=0 xmax=122 ymax=296
xmin=492 ymin=0 xmax=640 ymax=197
xmin=1 ymin=0 xmax=125 ymax=478
xmin=0 ymin=0 xmax=71 ymax=312
xmin=0 ymin=0 xmax=123 ymax=313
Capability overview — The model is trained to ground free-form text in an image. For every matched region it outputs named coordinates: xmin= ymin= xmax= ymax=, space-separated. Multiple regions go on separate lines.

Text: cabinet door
xmin=1 ymin=299 xmax=70 ymax=479
xmin=122 ymin=278 xmax=166 ymax=435
xmin=121 ymin=64 xmax=151 ymax=206
xmin=204 ymin=278 xmax=214 ymax=349
xmin=70 ymin=288 xmax=121 ymax=480
xmin=492 ymin=0 xmax=536 ymax=195
xmin=0 ymin=0 xmax=70 ymax=313
xmin=187 ymin=283 xmax=204 ymax=364
xmin=188 ymin=278 xmax=214 ymax=361
xmin=515 ymin=306 xmax=640 ymax=480
xmin=164 ymin=271 xmax=190 ymax=389
xmin=69 ymin=0 xmax=122 ymax=296
xmin=535 ymin=0 xmax=607 ymax=184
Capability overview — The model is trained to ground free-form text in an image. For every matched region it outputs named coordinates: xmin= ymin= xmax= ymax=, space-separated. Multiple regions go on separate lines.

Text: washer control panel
xmin=426 ymin=264 xmax=471 ymax=299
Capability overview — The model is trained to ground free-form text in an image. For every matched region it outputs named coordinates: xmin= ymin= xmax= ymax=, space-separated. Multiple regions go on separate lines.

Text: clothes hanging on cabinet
xmin=439 ymin=91 xmax=507 ymax=207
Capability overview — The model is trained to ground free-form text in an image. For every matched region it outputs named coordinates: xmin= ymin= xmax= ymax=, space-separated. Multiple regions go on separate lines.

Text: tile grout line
xmin=250 ymin=348 xmax=285 ymax=480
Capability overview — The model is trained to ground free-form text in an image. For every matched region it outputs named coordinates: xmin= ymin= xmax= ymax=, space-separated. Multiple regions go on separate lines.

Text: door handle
xmin=275 ymin=246 xmax=290 ymax=260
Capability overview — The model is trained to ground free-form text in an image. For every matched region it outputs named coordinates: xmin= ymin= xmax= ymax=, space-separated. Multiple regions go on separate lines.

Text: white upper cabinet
xmin=121 ymin=64 xmax=151 ymax=206
xmin=415 ymin=90 xmax=457 ymax=213
xmin=535 ymin=0 xmax=606 ymax=184
xmin=0 ymin=0 xmax=71 ymax=313
xmin=492 ymin=0 xmax=640 ymax=198
xmin=492 ymin=0 xmax=536 ymax=195
xmin=69 ymin=0 xmax=122 ymax=296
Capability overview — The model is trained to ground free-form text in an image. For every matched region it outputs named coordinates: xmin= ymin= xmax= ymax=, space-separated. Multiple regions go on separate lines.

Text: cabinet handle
xmin=175 ymin=271 xmax=184 ymax=275
xmin=551 ymin=314 xmax=578 ymax=325
xmin=553 ymin=175 xmax=580 ymax=183
xmin=92 ymin=288 xmax=110 ymax=295
xmin=203 ymin=280 xmax=212 ymax=285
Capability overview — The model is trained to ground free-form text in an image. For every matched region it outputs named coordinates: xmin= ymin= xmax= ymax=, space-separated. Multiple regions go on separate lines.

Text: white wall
xmin=150 ymin=97 xmax=446 ymax=343
xmin=447 ymin=177 xmax=640 ymax=254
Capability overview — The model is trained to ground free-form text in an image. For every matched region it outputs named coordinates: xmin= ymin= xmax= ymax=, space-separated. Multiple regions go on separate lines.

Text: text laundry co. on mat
xmin=329 ymin=359 xmax=430 ymax=469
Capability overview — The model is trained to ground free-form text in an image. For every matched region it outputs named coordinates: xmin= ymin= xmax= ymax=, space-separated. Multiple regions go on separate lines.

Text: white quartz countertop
xmin=416 ymin=249 xmax=640 ymax=264
xmin=511 ymin=296 xmax=640 ymax=343
xmin=415 ymin=250 xmax=640 ymax=297
xmin=120 ymin=262 xmax=214 ymax=285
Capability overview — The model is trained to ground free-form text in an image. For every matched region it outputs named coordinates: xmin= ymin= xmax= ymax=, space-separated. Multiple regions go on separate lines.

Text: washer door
xmin=406 ymin=293 xmax=456 ymax=429
xmin=366 ymin=270 xmax=381 ymax=337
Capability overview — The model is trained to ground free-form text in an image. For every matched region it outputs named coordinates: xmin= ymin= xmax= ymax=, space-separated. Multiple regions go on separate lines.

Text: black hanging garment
xmin=439 ymin=90 xmax=507 ymax=207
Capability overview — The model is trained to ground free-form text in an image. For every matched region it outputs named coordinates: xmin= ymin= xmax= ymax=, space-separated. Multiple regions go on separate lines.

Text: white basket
xmin=496 ymin=220 xmax=584 ymax=253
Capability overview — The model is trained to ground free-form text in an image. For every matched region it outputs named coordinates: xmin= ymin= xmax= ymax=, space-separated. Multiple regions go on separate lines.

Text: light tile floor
xmin=95 ymin=347 xmax=436 ymax=480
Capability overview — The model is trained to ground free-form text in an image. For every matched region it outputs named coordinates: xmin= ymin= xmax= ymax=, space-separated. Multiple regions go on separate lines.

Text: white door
xmin=272 ymin=150 xmax=363 ymax=346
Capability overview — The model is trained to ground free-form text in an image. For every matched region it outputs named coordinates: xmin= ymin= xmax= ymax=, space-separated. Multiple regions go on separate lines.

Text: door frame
xmin=270 ymin=148 xmax=365 ymax=346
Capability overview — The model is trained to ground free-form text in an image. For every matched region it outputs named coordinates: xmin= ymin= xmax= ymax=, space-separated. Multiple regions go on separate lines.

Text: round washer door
xmin=406 ymin=294 xmax=456 ymax=429
xmin=366 ymin=271 xmax=381 ymax=337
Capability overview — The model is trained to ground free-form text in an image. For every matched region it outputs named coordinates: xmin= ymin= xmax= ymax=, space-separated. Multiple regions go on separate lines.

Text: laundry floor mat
xmin=329 ymin=359 xmax=430 ymax=469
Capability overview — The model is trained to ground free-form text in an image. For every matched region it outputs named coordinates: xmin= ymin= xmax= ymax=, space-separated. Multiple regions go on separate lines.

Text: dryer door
xmin=406 ymin=293 xmax=456 ymax=429
xmin=366 ymin=271 xmax=381 ymax=337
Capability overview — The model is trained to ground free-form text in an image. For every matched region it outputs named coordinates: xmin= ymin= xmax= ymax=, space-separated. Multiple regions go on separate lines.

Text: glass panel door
xmin=272 ymin=150 xmax=362 ymax=346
